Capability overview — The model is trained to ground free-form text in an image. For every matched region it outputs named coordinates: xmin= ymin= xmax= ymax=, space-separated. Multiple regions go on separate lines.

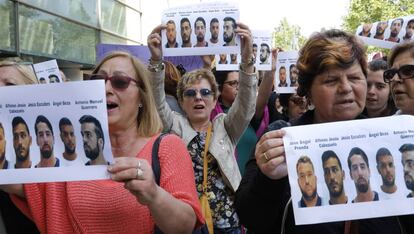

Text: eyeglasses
xmin=383 ymin=64 xmax=414 ymax=83
xmin=289 ymin=96 xmax=307 ymax=107
xmin=88 ymin=74 xmax=139 ymax=91
xmin=183 ymin=88 xmax=213 ymax=99
xmin=224 ymin=80 xmax=239 ymax=88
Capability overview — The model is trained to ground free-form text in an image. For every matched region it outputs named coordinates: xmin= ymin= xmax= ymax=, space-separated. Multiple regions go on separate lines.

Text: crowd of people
xmin=0 ymin=20 xmax=414 ymax=234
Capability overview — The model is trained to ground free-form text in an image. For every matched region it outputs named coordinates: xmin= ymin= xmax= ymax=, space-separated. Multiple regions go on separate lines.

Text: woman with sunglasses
xmin=386 ymin=41 xmax=414 ymax=234
xmin=0 ymin=57 xmax=39 ymax=234
xmin=148 ymin=23 xmax=256 ymax=233
xmin=235 ymin=29 xmax=404 ymax=233
xmin=363 ymin=59 xmax=396 ymax=118
xmin=383 ymin=41 xmax=414 ymax=116
xmin=2 ymin=51 xmax=204 ymax=233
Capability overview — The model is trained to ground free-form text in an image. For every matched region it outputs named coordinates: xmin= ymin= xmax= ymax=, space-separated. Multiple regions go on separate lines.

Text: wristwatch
xmin=148 ymin=60 xmax=165 ymax=72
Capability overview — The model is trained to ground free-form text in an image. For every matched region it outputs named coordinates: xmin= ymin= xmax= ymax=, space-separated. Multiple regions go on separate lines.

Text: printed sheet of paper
xmin=33 ymin=59 xmax=62 ymax=84
xmin=215 ymin=30 xmax=272 ymax=71
xmin=162 ymin=2 xmax=240 ymax=56
xmin=283 ymin=115 xmax=414 ymax=225
xmin=0 ymin=81 xmax=113 ymax=184
xmin=275 ymin=51 xmax=298 ymax=94
xmin=356 ymin=15 xmax=414 ymax=49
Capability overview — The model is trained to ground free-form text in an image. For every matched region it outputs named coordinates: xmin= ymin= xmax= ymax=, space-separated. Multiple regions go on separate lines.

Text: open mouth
xmin=107 ymin=102 xmax=118 ymax=110
xmin=194 ymin=105 xmax=205 ymax=110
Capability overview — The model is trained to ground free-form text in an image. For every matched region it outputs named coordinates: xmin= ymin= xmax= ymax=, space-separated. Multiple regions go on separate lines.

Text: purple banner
xmin=96 ymin=44 xmax=204 ymax=72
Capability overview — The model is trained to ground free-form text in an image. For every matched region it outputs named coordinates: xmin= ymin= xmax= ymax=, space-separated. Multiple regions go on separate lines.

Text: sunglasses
xmin=383 ymin=64 xmax=414 ymax=83
xmin=224 ymin=80 xmax=239 ymax=88
xmin=89 ymin=74 xmax=139 ymax=90
xmin=289 ymin=96 xmax=307 ymax=107
xmin=183 ymin=88 xmax=213 ymax=99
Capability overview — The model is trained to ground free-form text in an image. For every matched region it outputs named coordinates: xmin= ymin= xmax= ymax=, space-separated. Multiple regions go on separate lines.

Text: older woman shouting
xmin=236 ymin=29 xmax=403 ymax=234
xmin=1 ymin=52 xmax=203 ymax=233
xmin=148 ymin=23 xmax=257 ymax=233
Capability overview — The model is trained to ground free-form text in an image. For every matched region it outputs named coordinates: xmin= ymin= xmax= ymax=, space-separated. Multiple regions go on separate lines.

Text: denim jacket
xmin=149 ymin=68 xmax=257 ymax=191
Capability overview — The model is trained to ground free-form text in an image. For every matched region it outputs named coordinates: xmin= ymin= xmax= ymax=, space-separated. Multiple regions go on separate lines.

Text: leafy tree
xmin=272 ymin=18 xmax=307 ymax=51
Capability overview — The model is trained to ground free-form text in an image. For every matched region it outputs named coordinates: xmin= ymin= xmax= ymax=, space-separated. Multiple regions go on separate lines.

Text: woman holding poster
xmin=235 ymin=29 xmax=404 ymax=233
xmin=0 ymin=52 xmax=204 ymax=233
xmin=148 ymin=22 xmax=256 ymax=233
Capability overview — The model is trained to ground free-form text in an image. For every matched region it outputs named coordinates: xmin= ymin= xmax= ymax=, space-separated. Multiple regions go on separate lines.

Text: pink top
xmin=12 ymin=134 xmax=203 ymax=234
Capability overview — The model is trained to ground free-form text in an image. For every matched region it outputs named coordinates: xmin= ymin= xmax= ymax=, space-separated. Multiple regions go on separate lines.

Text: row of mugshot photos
xmin=216 ymin=42 xmax=271 ymax=65
xmin=295 ymin=144 xmax=414 ymax=208
xmin=0 ymin=114 xmax=110 ymax=169
xmin=358 ymin=16 xmax=414 ymax=43
xmin=164 ymin=16 xmax=238 ymax=48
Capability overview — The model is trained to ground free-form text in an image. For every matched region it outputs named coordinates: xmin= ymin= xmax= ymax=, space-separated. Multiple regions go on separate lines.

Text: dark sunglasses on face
xmin=183 ymin=88 xmax=213 ymax=99
xmin=89 ymin=74 xmax=138 ymax=90
xmin=383 ymin=64 xmax=414 ymax=83
xmin=289 ymin=96 xmax=307 ymax=107
xmin=224 ymin=80 xmax=239 ymax=88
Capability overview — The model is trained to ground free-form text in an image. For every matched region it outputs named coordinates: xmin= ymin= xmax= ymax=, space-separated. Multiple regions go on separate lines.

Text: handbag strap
xmin=202 ymin=124 xmax=213 ymax=192
xmin=152 ymin=133 xmax=168 ymax=185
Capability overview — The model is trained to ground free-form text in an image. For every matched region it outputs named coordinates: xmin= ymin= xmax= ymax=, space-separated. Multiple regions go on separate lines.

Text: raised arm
xmin=224 ymin=22 xmax=257 ymax=142
xmin=254 ymin=48 xmax=281 ymax=120
xmin=147 ymin=25 xmax=177 ymax=132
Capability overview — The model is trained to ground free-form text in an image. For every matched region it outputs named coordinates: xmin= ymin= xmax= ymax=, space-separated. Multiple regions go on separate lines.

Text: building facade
xmin=0 ymin=0 xmax=142 ymax=80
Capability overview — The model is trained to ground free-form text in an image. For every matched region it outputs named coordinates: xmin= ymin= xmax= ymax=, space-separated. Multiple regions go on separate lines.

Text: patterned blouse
xmin=188 ymin=131 xmax=239 ymax=229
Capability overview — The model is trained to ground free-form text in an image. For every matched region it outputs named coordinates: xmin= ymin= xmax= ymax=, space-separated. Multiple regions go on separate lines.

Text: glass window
xmin=100 ymin=0 xmax=141 ymax=42
xmin=20 ymin=0 xmax=98 ymax=27
xmin=117 ymin=0 xmax=141 ymax=11
xmin=0 ymin=0 xmax=15 ymax=51
xmin=101 ymin=32 xmax=139 ymax=45
xmin=19 ymin=5 xmax=97 ymax=64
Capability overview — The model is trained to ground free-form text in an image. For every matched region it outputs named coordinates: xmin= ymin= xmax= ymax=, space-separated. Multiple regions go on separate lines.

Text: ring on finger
xmin=136 ymin=161 xmax=144 ymax=179
xmin=263 ymin=152 xmax=270 ymax=162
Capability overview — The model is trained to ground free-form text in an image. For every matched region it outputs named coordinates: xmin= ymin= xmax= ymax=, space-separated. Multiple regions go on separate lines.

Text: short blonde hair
xmin=0 ymin=57 xmax=38 ymax=84
xmin=177 ymin=68 xmax=219 ymax=103
xmin=92 ymin=51 xmax=162 ymax=137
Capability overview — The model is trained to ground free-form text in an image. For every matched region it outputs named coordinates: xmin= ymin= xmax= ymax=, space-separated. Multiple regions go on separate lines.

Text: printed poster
xmin=283 ymin=115 xmax=414 ymax=225
xmin=356 ymin=15 xmax=414 ymax=49
xmin=275 ymin=51 xmax=299 ymax=94
xmin=162 ymin=2 xmax=240 ymax=56
xmin=0 ymin=81 xmax=113 ymax=184
xmin=32 ymin=59 xmax=62 ymax=84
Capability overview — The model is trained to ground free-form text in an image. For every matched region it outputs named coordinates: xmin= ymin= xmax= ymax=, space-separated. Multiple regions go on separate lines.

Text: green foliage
xmin=272 ymin=18 xmax=307 ymax=51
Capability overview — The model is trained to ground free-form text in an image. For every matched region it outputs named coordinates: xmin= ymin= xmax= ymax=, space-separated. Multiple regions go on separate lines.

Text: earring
xmin=138 ymin=103 xmax=143 ymax=108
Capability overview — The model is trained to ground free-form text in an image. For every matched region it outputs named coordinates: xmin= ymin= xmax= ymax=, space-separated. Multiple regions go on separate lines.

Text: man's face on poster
xmin=350 ymin=154 xmax=370 ymax=193
xmin=297 ymin=162 xmax=317 ymax=200
xmin=402 ymin=150 xmax=414 ymax=191
xmin=260 ymin=45 xmax=269 ymax=63
xmin=390 ymin=19 xmax=403 ymax=37
xmin=362 ymin=23 xmax=372 ymax=34
xmin=377 ymin=154 xmax=396 ymax=187
xmin=279 ymin=67 xmax=286 ymax=84
xmin=166 ymin=22 xmax=176 ymax=44
xmin=61 ymin=124 xmax=76 ymax=154
xmin=210 ymin=21 xmax=219 ymax=41
xmin=181 ymin=21 xmax=192 ymax=44
xmin=323 ymin=157 xmax=345 ymax=198
xmin=13 ymin=123 xmax=31 ymax=162
xmin=0 ymin=128 xmax=5 ymax=161
xmin=406 ymin=22 xmax=414 ymax=38
xmin=223 ymin=20 xmax=234 ymax=43
xmin=36 ymin=122 xmax=54 ymax=159
xmin=81 ymin=123 xmax=100 ymax=161
xmin=290 ymin=66 xmax=299 ymax=83
xmin=195 ymin=20 xmax=206 ymax=42
xmin=376 ymin=21 xmax=388 ymax=35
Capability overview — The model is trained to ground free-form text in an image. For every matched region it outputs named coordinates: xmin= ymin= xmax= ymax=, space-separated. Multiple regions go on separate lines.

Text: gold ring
xmin=136 ymin=161 xmax=144 ymax=179
xmin=263 ymin=152 xmax=270 ymax=162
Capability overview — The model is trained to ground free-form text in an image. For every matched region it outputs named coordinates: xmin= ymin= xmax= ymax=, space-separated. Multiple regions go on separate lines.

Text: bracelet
xmin=148 ymin=60 xmax=165 ymax=72
xmin=240 ymin=56 xmax=255 ymax=72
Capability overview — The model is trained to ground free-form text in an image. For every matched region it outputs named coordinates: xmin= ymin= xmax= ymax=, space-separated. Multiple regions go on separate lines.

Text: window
xmin=0 ymin=0 xmax=15 ymax=51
